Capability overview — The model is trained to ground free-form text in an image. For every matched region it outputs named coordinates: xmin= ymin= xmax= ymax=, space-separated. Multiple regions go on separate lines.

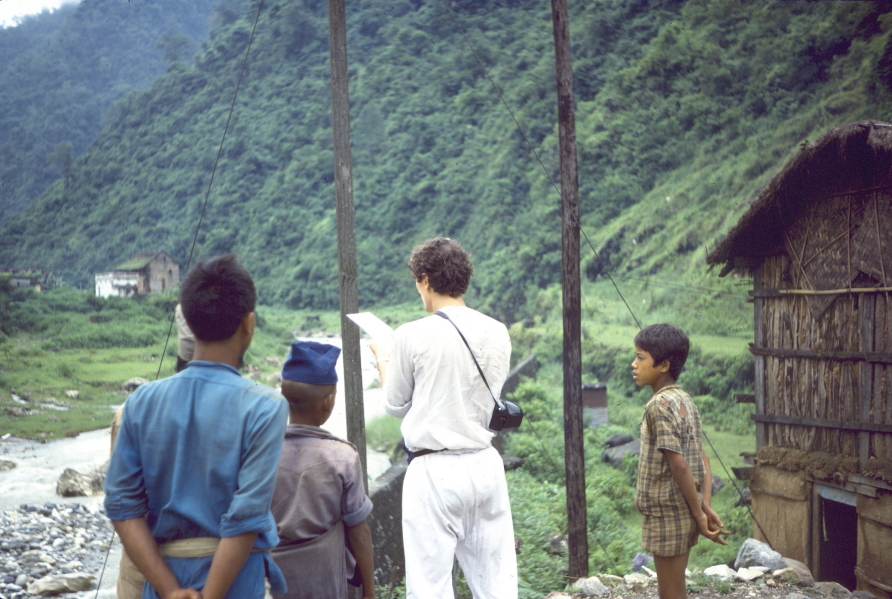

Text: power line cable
xmin=153 ymin=0 xmax=266 ymax=382
xmin=93 ymin=1 xmax=268 ymax=596
xmin=701 ymin=429 xmax=773 ymax=550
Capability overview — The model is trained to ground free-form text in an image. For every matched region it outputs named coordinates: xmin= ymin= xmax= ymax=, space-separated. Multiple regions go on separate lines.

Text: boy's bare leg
xmin=653 ymin=552 xmax=689 ymax=599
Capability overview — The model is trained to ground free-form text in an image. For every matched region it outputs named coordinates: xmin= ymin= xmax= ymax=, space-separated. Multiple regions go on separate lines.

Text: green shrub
xmin=365 ymin=415 xmax=403 ymax=451
xmin=694 ymin=394 xmax=755 ymax=436
xmin=507 ymin=470 xmax=570 ymax=597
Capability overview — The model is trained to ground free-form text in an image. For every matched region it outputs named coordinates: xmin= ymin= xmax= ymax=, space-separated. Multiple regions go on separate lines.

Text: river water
xmin=0 ymin=336 xmax=391 ymax=511
xmin=0 ymin=337 xmax=394 ymax=596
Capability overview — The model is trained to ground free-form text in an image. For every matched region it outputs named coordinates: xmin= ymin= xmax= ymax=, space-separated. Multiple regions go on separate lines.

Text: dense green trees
xmin=0 ymin=0 xmax=224 ymax=224
xmin=1 ymin=0 xmax=891 ymax=330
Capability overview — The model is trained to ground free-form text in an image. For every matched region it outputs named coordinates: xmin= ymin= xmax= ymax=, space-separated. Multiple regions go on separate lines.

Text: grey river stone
xmin=0 ymin=502 xmax=117 ymax=598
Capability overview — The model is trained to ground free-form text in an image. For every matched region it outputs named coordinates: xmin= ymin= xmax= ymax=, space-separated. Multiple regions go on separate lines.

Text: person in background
xmin=371 ymin=237 xmax=517 ymax=599
xmin=174 ymin=303 xmax=195 ymax=372
xmin=632 ymin=323 xmax=729 ymax=599
xmin=104 ymin=253 xmax=289 ymax=599
xmin=270 ymin=341 xmax=375 ymax=599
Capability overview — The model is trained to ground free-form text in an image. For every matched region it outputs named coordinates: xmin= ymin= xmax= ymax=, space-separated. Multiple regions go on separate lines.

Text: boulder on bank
xmin=735 ymin=538 xmax=787 ymax=571
xmin=704 ymin=564 xmax=735 ymax=580
xmin=572 ymin=577 xmax=609 ymax=597
xmin=602 ymin=439 xmax=640 ymax=468
xmin=56 ymin=463 xmax=107 ymax=497
xmin=28 ymin=572 xmax=96 ymax=595
xmin=776 ymin=557 xmax=814 ymax=586
xmin=604 ymin=434 xmax=634 ymax=448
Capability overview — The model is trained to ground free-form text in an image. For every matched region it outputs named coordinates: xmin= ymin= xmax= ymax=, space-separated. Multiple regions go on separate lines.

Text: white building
xmin=95 ymin=252 xmax=179 ymax=298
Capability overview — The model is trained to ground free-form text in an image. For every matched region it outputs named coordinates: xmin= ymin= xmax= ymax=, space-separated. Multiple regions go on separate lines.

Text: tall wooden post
xmin=551 ymin=0 xmax=588 ymax=579
xmin=327 ymin=0 xmax=367 ymax=485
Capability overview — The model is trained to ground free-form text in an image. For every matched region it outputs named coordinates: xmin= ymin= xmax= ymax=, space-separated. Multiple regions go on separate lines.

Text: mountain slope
xmin=2 ymin=0 xmax=891 ymax=329
xmin=0 ymin=0 xmax=227 ymax=224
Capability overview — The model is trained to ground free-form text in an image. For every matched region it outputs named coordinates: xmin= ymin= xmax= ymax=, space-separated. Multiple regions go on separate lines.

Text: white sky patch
xmin=0 ymin=0 xmax=79 ymax=28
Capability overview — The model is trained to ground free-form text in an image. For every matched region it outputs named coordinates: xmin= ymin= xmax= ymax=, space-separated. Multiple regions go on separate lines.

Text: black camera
xmin=489 ymin=398 xmax=523 ymax=431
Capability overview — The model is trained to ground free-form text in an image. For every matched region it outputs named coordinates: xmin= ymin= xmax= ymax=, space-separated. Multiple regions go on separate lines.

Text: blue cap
xmin=282 ymin=341 xmax=340 ymax=385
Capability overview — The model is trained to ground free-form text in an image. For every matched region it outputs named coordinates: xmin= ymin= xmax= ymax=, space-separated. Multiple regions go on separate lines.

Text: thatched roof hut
xmin=707 ymin=121 xmax=892 ymax=597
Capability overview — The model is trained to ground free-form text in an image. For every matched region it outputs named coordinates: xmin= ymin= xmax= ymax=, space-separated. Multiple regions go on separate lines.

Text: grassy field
xmin=582 ymin=322 xmax=751 ymax=359
xmin=0 ymin=300 xmax=428 ymax=440
xmin=0 ymin=339 xmax=176 ymax=438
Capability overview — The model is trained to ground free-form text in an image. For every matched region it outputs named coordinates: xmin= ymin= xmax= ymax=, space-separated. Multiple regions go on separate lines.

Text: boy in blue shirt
xmin=105 ymin=254 xmax=288 ymax=599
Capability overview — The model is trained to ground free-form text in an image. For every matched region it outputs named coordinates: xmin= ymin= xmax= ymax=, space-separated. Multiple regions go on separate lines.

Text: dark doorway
xmin=819 ymin=496 xmax=857 ymax=590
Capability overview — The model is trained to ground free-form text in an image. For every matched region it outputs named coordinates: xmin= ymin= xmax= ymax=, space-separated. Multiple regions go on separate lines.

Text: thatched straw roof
xmin=707 ymin=121 xmax=892 ymax=276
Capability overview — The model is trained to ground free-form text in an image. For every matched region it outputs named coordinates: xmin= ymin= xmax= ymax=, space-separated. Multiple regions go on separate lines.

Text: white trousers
xmin=402 ymin=446 xmax=518 ymax=599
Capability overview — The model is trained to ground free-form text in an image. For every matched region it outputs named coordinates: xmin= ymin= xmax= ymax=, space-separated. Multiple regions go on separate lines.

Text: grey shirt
xmin=270 ymin=424 xmax=372 ymax=599
xmin=271 ymin=424 xmax=372 ymax=541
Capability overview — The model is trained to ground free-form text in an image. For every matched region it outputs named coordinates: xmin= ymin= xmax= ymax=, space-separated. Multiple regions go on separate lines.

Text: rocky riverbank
xmin=0 ymin=502 xmax=113 ymax=598
xmin=0 ymin=500 xmax=881 ymax=599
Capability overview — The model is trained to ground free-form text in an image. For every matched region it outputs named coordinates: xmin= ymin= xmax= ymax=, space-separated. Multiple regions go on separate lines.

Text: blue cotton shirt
xmin=104 ymin=361 xmax=289 ymax=598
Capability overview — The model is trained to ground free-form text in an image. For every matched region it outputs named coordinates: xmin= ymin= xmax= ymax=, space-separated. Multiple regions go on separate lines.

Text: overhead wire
xmin=93 ymin=1 xmax=268 ymax=596
xmin=152 ymin=0 xmax=267 ymax=382
xmin=439 ymin=0 xmax=772 ymax=553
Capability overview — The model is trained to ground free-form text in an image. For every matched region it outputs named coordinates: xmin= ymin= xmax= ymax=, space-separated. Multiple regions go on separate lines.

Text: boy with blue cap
xmin=270 ymin=341 xmax=375 ymax=599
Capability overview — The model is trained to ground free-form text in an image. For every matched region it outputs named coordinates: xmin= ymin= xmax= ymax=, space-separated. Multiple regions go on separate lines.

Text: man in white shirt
xmin=372 ymin=237 xmax=518 ymax=599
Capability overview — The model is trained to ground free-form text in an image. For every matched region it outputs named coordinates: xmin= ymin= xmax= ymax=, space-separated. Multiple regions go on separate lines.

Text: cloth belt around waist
xmin=158 ymin=537 xmax=269 ymax=558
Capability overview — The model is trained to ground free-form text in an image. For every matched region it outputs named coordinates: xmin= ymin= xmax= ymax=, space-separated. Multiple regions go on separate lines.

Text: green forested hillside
xmin=2 ymin=0 xmax=891 ymax=330
xmin=0 ymin=0 xmax=225 ymax=224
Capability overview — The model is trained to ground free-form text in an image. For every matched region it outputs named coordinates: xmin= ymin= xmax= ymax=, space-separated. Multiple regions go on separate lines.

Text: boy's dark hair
xmin=634 ymin=323 xmax=690 ymax=380
xmin=179 ymin=254 xmax=256 ymax=342
xmin=407 ymin=237 xmax=473 ymax=298
xmin=280 ymin=380 xmax=336 ymax=412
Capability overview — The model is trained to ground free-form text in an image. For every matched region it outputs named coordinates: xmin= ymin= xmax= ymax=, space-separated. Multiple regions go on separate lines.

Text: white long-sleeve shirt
xmin=384 ymin=305 xmax=511 ymax=452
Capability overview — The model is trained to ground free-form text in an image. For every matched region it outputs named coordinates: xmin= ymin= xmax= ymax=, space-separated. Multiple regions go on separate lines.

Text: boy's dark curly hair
xmin=634 ymin=323 xmax=690 ymax=380
xmin=180 ymin=253 xmax=256 ymax=342
xmin=407 ymin=237 xmax=473 ymax=298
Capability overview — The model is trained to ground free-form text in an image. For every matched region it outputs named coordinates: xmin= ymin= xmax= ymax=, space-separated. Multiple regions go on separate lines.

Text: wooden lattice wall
xmin=751 ymin=190 xmax=892 ymax=468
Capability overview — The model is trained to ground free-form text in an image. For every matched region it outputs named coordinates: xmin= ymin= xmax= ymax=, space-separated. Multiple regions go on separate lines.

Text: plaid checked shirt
xmin=634 ymin=385 xmax=705 ymax=517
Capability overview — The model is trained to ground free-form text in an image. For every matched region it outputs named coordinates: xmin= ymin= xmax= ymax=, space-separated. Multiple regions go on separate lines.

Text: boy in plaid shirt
xmin=632 ymin=324 xmax=728 ymax=599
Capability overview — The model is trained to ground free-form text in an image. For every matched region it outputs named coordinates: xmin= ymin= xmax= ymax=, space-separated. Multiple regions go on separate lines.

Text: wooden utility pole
xmin=551 ymin=0 xmax=588 ymax=579
xmin=327 ymin=0 xmax=367 ymax=485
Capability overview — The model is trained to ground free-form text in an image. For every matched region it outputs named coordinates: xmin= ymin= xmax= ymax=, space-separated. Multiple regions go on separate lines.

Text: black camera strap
xmin=435 ymin=310 xmax=503 ymax=410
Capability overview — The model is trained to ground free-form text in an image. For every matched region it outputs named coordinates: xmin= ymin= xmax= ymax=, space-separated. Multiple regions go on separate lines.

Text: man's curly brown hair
xmin=407 ymin=237 xmax=473 ymax=298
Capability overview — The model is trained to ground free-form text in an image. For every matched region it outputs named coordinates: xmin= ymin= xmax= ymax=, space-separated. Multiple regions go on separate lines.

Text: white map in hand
xmin=346 ymin=312 xmax=394 ymax=349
